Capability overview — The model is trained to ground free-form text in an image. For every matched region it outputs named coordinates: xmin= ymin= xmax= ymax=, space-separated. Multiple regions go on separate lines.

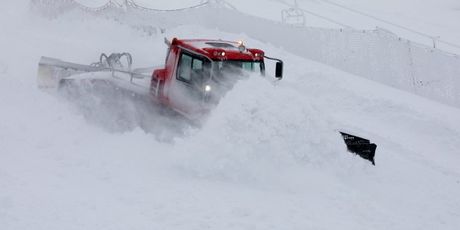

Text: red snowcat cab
xmin=37 ymin=38 xmax=283 ymax=119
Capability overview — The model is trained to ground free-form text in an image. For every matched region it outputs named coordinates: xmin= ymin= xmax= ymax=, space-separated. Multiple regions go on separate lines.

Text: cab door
xmin=168 ymin=50 xmax=209 ymax=117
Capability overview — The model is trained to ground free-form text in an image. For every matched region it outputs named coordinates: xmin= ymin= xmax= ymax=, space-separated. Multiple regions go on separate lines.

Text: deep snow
xmin=1 ymin=1 xmax=460 ymax=230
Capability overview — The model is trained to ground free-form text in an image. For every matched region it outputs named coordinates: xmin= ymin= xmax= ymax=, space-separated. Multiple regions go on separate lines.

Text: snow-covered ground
xmin=1 ymin=1 xmax=460 ymax=229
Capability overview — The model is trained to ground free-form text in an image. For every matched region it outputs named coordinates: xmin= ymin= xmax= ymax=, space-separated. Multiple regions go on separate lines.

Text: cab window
xmin=177 ymin=52 xmax=205 ymax=84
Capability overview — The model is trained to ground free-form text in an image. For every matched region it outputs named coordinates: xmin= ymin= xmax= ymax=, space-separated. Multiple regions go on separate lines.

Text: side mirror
xmin=264 ymin=55 xmax=284 ymax=80
xmin=275 ymin=61 xmax=283 ymax=79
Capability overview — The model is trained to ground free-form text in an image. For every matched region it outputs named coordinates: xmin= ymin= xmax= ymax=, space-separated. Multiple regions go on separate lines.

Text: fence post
xmin=432 ymin=36 xmax=440 ymax=49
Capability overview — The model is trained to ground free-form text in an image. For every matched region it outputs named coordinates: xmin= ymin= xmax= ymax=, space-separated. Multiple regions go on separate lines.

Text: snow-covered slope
xmin=76 ymin=0 xmax=460 ymax=50
xmin=1 ymin=1 xmax=460 ymax=230
xmin=228 ymin=0 xmax=460 ymax=50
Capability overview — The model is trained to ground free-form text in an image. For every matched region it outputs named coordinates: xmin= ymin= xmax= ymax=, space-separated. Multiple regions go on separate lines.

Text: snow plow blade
xmin=340 ymin=132 xmax=377 ymax=165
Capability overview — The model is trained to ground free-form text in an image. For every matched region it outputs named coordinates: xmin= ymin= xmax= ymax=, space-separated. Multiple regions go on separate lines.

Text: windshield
xmin=214 ymin=60 xmax=263 ymax=76
xmin=199 ymin=60 xmax=263 ymax=104
xmin=210 ymin=60 xmax=263 ymax=85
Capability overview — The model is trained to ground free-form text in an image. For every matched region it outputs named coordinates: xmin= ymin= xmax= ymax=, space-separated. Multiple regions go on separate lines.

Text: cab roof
xmin=170 ymin=38 xmax=265 ymax=61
